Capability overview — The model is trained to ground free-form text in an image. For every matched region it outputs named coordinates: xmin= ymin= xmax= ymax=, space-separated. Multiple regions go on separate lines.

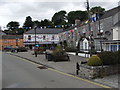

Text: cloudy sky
xmin=0 ymin=0 xmax=119 ymax=30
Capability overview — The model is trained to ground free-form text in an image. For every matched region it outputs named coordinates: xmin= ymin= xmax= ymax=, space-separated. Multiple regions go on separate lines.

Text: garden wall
xmin=78 ymin=64 xmax=120 ymax=79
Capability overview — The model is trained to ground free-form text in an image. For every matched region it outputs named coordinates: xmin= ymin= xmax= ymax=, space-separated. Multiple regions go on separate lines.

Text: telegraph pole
xmin=86 ymin=0 xmax=92 ymax=57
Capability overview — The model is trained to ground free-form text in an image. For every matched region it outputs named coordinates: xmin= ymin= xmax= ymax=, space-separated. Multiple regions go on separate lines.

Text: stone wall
xmin=78 ymin=64 xmax=120 ymax=79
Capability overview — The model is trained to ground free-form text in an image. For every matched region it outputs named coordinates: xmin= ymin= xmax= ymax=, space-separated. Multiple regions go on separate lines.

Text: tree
xmin=23 ymin=16 xmax=34 ymax=30
xmin=33 ymin=20 xmax=41 ymax=27
xmin=52 ymin=10 xmax=67 ymax=25
xmin=7 ymin=21 xmax=20 ymax=31
xmin=90 ymin=6 xmax=105 ymax=14
xmin=40 ymin=19 xmax=53 ymax=27
xmin=67 ymin=10 xmax=88 ymax=24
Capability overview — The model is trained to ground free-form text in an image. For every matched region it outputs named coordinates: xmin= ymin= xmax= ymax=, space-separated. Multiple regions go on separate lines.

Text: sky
xmin=0 ymin=0 xmax=119 ymax=30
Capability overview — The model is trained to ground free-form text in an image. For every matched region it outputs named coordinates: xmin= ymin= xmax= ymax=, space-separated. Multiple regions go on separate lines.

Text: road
xmin=2 ymin=52 xmax=107 ymax=88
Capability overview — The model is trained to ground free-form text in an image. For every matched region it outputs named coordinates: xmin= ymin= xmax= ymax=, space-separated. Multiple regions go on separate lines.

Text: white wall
xmin=24 ymin=34 xmax=59 ymax=43
xmin=113 ymin=27 xmax=118 ymax=40
xmin=83 ymin=38 xmax=89 ymax=50
xmin=118 ymin=26 xmax=120 ymax=40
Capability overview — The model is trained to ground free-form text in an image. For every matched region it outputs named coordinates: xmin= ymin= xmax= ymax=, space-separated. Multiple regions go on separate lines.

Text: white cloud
xmin=0 ymin=0 xmax=119 ymax=30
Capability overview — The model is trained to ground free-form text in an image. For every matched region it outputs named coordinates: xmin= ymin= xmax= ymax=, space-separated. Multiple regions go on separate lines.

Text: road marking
xmin=8 ymin=54 xmax=112 ymax=89
xmin=48 ymin=68 xmax=112 ymax=88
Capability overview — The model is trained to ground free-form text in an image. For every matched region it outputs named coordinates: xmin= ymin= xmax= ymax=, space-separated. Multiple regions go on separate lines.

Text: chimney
xmin=75 ymin=19 xmax=81 ymax=26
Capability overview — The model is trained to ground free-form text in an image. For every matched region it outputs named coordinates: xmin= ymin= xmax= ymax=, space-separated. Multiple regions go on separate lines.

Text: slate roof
xmin=24 ymin=28 xmax=63 ymax=34
xmin=114 ymin=21 xmax=120 ymax=27
xmin=100 ymin=6 xmax=120 ymax=19
xmin=0 ymin=31 xmax=6 ymax=35
xmin=1 ymin=35 xmax=23 ymax=39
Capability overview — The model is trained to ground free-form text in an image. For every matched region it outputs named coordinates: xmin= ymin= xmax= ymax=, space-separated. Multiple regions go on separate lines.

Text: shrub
xmin=65 ymin=47 xmax=77 ymax=52
xmin=87 ymin=56 xmax=102 ymax=66
xmin=53 ymin=46 xmax=66 ymax=55
xmin=114 ymin=50 xmax=120 ymax=64
xmin=97 ymin=51 xmax=117 ymax=65
xmin=118 ymin=50 xmax=120 ymax=64
xmin=18 ymin=47 xmax=27 ymax=52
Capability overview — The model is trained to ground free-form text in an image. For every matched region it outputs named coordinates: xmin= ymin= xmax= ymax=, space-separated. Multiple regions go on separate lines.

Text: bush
xmin=114 ymin=50 xmax=120 ymax=64
xmin=18 ymin=47 xmax=27 ymax=52
xmin=97 ymin=51 xmax=117 ymax=65
xmin=53 ymin=46 xmax=66 ymax=55
xmin=87 ymin=56 xmax=102 ymax=66
xmin=118 ymin=50 xmax=120 ymax=64
xmin=65 ymin=47 xmax=77 ymax=52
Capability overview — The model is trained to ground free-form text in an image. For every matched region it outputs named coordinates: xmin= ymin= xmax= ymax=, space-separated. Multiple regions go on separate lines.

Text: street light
xmin=98 ymin=13 xmax=103 ymax=52
xmin=16 ymin=30 xmax=18 ymax=47
xmin=34 ymin=26 xmax=37 ymax=57
xmin=15 ymin=30 xmax=18 ymax=53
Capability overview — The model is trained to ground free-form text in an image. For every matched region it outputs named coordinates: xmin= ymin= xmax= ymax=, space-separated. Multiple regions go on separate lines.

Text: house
xmin=61 ymin=6 xmax=120 ymax=52
xmin=0 ymin=35 xmax=23 ymax=50
xmin=0 ymin=30 xmax=6 ymax=50
xmin=102 ymin=21 xmax=120 ymax=52
xmin=23 ymin=28 xmax=63 ymax=49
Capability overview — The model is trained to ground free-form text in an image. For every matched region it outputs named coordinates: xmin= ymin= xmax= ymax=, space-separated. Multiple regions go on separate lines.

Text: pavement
xmin=4 ymin=50 xmax=119 ymax=89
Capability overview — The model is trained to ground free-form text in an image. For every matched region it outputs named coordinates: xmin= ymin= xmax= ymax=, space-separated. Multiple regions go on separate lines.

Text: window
xmin=4 ymin=40 xmax=7 ymax=43
xmin=28 ymin=35 xmax=31 ymax=40
xmin=43 ymin=35 xmax=46 ymax=40
xmin=85 ymin=42 xmax=87 ymax=49
xmin=52 ymin=35 xmax=54 ymax=40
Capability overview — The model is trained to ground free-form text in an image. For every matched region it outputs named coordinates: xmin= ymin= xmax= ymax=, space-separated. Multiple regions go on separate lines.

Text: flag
xmin=80 ymin=24 xmax=83 ymax=26
xmin=92 ymin=17 xmax=96 ymax=22
xmin=62 ymin=25 xmax=64 ymax=28
xmin=47 ymin=26 xmax=50 ymax=28
xmin=70 ymin=30 xmax=73 ymax=33
xmin=85 ymin=20 xmax=88 ymax=24
xmin=58 ymin=25 xmax=60 ymax=28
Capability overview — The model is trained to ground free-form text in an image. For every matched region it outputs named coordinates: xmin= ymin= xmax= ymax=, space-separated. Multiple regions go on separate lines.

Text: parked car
xmin=4 ymin=47 xmax=12 ymax=51
xmin=18 ymin=47 xmax=28 ymax=52
xmin=11 ymin=48 xmax=18 ymax=52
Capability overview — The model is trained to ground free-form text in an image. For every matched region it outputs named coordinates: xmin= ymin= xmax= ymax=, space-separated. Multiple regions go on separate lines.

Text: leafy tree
xmin=7 ymin=21 xmax=20 ymax=31
xmin=40 ymin=19 xmax=53 ymax=27
xmin=52 ymin=10 xmax=67 ymax=25
xmin=23 ymin=16 xmax=34 ymax=30
xmin=17 ymin=28 xmax=25 ymax=35
xmin=90 ymin=6 xmax=105 ymax=14
xmin=67 ymin=10 xmax=88 ymax=24
xmin=33 ymin=20 xmax=41 ymax=27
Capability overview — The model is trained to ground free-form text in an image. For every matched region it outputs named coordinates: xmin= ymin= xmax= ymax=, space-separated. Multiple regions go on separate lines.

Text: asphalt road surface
xmin=2 ymin=53 xmax=109 ymax=88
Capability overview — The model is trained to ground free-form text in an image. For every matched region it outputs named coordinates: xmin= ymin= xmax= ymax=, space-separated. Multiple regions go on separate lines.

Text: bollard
xmin=35 ymin=52 xmax=37 ymax=57
xmin=76 ymin=62 xmax=80 ymax=75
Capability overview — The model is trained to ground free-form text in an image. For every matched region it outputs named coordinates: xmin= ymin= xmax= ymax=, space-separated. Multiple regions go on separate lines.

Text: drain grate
xmin=38 ymin=66 xmax=48 ymax=69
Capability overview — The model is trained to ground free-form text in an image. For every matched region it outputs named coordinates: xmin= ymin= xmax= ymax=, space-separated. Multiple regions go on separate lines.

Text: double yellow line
xmin=9 ymin=54 xmax=113 ymax=89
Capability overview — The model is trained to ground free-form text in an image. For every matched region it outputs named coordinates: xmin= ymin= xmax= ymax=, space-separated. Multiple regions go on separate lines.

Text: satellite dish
xmin=105 ymin=31 xmax=111 ymax=36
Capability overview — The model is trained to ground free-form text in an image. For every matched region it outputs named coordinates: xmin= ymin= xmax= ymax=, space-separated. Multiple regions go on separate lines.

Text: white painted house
xmin=24 ymin=28 xmax=63 ymax=49
xmin=79 ymin=37 xmax=93 ymax=52
xmin=102 ymin=21 xmax=120 ymax=52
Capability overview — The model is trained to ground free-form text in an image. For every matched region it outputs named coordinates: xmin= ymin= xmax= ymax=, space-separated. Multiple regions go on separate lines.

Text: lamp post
xmin=98 ymin=13 xmax=103 ymax=52
xmin=15 ymin=30 xmax=18 ymax=53
xmin=34 ymin=26 xmax=37 ymax=57
xmin=7 ymin=25 xmax=11 ymax=48
xmin=16 ymin=30 xmax=18 ymax=47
